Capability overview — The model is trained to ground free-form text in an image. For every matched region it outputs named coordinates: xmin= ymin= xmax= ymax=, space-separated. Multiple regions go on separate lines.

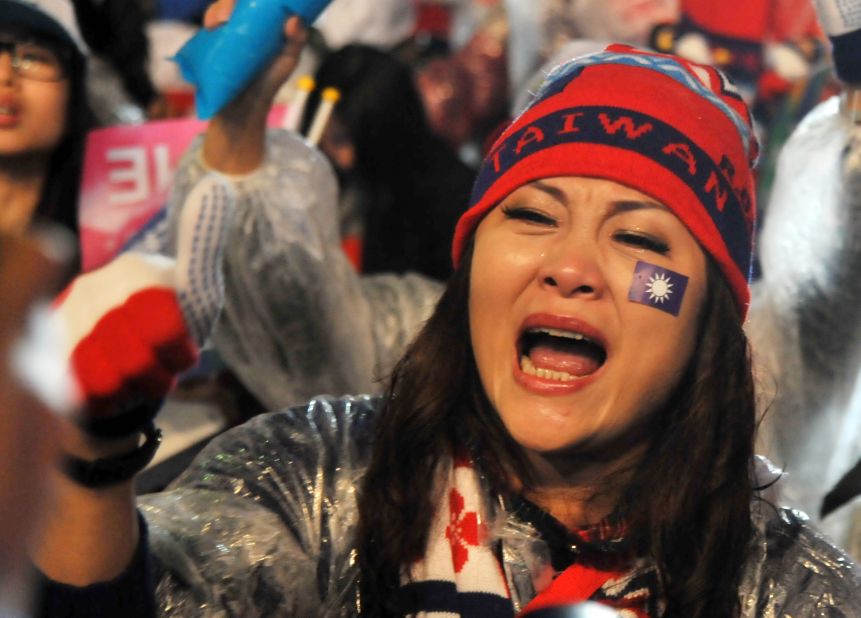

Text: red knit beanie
xmin=452 ymin=44 xmax=759 ymax=316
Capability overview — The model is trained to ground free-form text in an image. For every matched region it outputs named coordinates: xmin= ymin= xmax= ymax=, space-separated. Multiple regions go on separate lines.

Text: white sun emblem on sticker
xmin=646 ymin=272 xmax=673 ymax=303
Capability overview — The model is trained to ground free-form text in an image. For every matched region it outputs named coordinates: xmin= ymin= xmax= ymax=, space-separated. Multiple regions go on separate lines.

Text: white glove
xmin=53 ymin=173 xmax=235 ymax=418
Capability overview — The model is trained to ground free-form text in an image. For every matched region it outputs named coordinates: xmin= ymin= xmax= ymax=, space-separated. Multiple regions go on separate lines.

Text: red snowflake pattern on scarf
xmin=445 ymin=488 xmax=482 ymax=572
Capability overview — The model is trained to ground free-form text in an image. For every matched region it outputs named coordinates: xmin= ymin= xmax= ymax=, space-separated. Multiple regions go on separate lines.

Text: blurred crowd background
xmin=5 ymin=0 xmax=861 ymax=573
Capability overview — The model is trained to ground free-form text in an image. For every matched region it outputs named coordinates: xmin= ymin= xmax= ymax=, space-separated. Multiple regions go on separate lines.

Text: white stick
xmin=282 ymin=75 xmax=316 ymax=132
xmin=306 ymin=87 xmax=341 ymax=146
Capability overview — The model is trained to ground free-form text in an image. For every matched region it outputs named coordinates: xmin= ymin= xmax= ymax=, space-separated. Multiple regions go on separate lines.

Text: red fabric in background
xmin=683 ymin=0 xmax=823 ymax=42
xmin=340 ymin=236 xmax=363 ymax=272
xmin=415 ymin=2 xmax=451 ymax=39
xmin=683 ymin=0 xmax=769 ymax=41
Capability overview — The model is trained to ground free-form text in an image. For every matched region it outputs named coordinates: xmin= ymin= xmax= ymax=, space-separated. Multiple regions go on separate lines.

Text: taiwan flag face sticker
xmin=628 ymin=260 xmax=689 ymax=316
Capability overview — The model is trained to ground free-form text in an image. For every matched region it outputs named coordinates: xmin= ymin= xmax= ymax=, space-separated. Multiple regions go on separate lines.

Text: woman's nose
xmin=0 ymin=51 xmax=16 ymax=83
xmin=538 ymin=239 xmax=606 ymax=299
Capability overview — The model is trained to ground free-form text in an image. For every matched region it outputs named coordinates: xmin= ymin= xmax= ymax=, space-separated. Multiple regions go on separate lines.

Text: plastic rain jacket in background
xmin=138 ymin=395 xmax=861 ymax=616
xmin=748 ymin=96 xmax=861 ymax=560
xmin=162 ymin=130 xmax=443 ymax=411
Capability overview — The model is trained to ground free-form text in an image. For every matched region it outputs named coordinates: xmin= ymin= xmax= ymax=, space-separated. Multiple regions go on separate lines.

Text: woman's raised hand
xmin=31 ymin=174 xmax=236 ymax=588
xmin=202 ymin=0 xmax=309 ymax=174
xmin=203 ymin=0 xmax=308 ymax=105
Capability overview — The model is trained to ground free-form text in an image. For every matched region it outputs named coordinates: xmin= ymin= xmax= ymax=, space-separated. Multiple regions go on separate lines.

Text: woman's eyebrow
xmin=530 ymin=180 xmax=569 ymax=204
xmin=609 ymin=200 xmax=668 ymax=215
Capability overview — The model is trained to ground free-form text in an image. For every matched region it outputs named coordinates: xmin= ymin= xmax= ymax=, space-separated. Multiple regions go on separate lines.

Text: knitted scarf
xmin=397 ymin=455 xmax=663 ymax=617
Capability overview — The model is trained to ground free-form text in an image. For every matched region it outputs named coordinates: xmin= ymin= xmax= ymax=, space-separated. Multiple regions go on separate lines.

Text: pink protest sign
xmin=79 ymin=106 xmax=288 ymax=272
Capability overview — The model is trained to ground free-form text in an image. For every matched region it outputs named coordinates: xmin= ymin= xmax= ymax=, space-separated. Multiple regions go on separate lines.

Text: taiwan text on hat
xmin=452 ymin=44 xmax=758 ymax=316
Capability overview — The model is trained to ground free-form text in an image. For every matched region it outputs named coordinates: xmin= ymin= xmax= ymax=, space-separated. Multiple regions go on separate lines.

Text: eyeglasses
xmin=0 ymin=38 xmax=68 ymax=82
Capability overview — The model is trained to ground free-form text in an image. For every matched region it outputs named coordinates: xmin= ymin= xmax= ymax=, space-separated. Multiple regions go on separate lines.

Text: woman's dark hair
xmin=622 ymin=257 xmax=756 ymax=617
xmin=356 ymin=242 xmax=757 ymax=617
xmin=302 ymin=44 xmax=474 ymax=281
xmin=72 ymin=0 xmax=158 ymax=110
xmin=33 ymin=31 xmax=96 ymax=241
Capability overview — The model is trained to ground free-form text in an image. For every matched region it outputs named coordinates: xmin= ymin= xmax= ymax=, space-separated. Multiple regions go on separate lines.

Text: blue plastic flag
xmin=174 ymin=0 xmax=332 ymax=119
xmin=627 ymin=260 xmax=689 ymax=316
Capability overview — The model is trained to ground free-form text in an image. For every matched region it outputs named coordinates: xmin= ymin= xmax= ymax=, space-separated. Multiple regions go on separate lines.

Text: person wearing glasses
xmin=0 ymin=0 xmax=94 ymax=246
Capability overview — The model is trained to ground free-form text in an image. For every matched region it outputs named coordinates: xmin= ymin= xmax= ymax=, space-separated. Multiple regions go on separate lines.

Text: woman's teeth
xmin=531 ymin=327 xmax=590 ymax=341
xmin=520 ymin=355 xmax=577 ymax=382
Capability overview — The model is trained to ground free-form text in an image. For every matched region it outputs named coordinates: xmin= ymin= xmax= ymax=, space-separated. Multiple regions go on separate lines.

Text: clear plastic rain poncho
xmin=162 ymin=131 xmax=443 ymax=411
xmin=748 ymin=96 xmax=861 ymax=561
xmin=133 ymin=125 xmax=861 ymax=616
xmin=139 ymin=396 xmax=861 ymax=616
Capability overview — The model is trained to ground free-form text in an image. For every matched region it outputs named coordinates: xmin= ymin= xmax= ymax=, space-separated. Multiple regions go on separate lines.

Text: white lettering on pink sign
xmin=79 ymin=106 xmax=287 ymax=271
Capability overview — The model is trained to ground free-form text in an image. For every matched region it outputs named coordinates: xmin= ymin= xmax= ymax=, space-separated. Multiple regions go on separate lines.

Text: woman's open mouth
xmin=0 ymin=98 xmax=20 ymax=127
xmin=517 ymin=324 xmax=607 ymax=383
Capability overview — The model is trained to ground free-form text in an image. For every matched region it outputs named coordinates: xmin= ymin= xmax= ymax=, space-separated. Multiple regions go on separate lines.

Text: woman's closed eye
xmin=614 ymin=231 xmax=670 ymax=254
xmin=500 ymin=205 xmax=558 ymax=227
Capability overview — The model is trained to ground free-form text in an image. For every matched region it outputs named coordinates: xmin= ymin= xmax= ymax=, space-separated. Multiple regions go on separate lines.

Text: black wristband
xmin=64 ymin=421 xmax=162 ymax=489
xmin=831 ymin=29 xmax=861 ymax=85
xmin=79 ymin=398 xmax=162 ymax=439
